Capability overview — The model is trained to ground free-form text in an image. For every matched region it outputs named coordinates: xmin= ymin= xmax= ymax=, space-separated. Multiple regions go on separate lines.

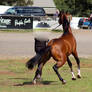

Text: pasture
xmin=0 ymin=30 xmax=92 ymax=92
xmin=0 ymin=57 xmax=92 ymax=92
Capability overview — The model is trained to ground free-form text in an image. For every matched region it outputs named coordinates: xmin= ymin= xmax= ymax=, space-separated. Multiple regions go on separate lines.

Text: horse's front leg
xmin=67 ymin=57 xmax=76 ymax=80
xmin=72 ymin=52 xmax=81 ymax=78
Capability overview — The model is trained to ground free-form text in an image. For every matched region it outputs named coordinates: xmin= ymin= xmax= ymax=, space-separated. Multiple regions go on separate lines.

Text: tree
xmin=0 ymin=0 xmax=33 ymax=6
xmin=54 ymin=0 xmax=75 ymax=15
xmin=54 ymin=0 xmax=92 ymax=16
xmin=75 ymin=0 xmax=92 ymax=16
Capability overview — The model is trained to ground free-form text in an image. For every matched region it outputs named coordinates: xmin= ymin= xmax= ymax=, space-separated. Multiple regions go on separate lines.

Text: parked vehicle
xmin=2 ymin=6 xmax=46 ymax=16
xmin=0 ymin=6 xmax=47 ymax=29
xmin=78 ymin=18 xmax=92 ymax=29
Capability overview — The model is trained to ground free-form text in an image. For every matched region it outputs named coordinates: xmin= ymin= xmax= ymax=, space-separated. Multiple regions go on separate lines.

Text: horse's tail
xmin=26 ymin=54 xmax=41 ymax=70
xmin=26 ymin=46 xmax=51 ymax=70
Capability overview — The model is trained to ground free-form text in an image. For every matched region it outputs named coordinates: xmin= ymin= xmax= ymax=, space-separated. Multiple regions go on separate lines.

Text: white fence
xmin=71 ymin=17 xmax=81 ymax=29
xmin=33 ymin=17 xmax=81 ymax=29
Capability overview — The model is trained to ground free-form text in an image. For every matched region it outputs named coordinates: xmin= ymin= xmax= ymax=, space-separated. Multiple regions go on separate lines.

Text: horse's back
xmin=62 ymin=33 xmax=77 ymax=54
xmin=47 ymin=33 xmax=76 ymax=59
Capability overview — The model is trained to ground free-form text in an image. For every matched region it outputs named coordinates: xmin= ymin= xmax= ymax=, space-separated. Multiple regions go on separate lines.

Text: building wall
xmin=32 ymin=0 xmax=57 ymax=15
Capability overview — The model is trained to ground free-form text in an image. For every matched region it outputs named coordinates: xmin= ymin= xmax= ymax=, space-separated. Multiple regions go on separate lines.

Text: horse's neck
xmin=62 ymin=20 xmax=72 ymax=34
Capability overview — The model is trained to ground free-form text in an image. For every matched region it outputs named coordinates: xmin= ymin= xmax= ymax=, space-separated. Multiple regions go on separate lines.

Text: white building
xmin=32 ymin=0 xmax=57 ymax=16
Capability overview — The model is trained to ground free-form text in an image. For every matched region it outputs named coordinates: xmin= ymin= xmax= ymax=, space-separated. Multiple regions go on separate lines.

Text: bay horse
xmin=26 ymin=11 xmax=81 ymax=84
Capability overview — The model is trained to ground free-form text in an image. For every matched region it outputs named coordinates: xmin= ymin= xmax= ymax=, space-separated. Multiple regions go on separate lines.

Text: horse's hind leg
xmin=72 ymin=51 xmax=81 ymax=78
xmin=53 ymin=55 xmax=67 ymax=84
xmin=33 ymin=62 xmax=44 ymax=84
xmin=67 ymin=57 xmax=76 ymax=80
xmin=33 ymin=53 xmax=51 ymax=84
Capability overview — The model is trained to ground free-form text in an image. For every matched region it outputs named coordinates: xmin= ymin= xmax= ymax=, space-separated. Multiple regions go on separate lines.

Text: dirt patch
xmin=0 ymin=30 xmax=92 ymax=59
xmin=80 ymin=63 xmax=92 ymax=68
xmin=0 ymin=71 xmax=15 ymax=75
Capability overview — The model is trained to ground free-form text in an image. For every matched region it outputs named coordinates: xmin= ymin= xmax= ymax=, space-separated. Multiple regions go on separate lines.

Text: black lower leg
xmin=75 ymin=57 xmax=81 ymax=78
xmin=34 ymin=66 xmax=42 ymax=80
xmin=53 ymin=65 xmax=64 ymax=82
xmin=67 ymin=57 xmax=73 ymax=71
xmin=75 ymin=57 xmax=80 ymax=69
xmin=72 ymin=52 xmax=80 ymax=69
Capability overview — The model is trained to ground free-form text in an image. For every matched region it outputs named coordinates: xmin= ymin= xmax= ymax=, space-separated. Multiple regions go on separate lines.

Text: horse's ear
xmin=60 ymin=10 xmax=64 ymax=14
xmin=61 ymin=10 xmax=64 ymax=14
xmin=58 ymin=10 xmax=64 ymax=17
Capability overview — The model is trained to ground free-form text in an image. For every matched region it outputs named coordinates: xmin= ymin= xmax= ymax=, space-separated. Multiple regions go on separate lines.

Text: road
xmin=0 ymin=30 xmax=92 ymax=59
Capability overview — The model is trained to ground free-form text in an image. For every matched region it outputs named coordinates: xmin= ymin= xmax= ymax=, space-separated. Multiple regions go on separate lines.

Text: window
xmin=5 ymin=8 xmax=16 ymax=14
xmin=5 ymin=7 xmax=46 ymax=16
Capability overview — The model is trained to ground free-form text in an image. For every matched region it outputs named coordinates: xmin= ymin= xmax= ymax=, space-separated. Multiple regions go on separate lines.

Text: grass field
xmin=0 ymin=57 xmax=92 ymax=92
xmin=0 ymin=29 xmax=63 ymax=33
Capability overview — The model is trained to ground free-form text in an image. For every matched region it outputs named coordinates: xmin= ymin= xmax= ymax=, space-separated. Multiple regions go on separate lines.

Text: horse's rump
xmin=35 ymin=38 xmax=49 ymax=53
xmin=26 ymin=38 xmax=51 ymax=70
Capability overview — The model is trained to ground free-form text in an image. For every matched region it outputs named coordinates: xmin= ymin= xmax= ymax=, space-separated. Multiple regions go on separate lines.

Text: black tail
xmin=26 ymin=54 xmax=41 ymax=70
xmin=26 ymin=46 xmax=51 ymax=70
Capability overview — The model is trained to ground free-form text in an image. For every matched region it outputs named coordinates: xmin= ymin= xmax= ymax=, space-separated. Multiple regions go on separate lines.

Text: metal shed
xmin=32 ymin=0 xmax=57 ymax=16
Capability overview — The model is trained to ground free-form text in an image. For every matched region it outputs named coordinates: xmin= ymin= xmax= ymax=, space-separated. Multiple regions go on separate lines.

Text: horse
xmin=26 ymin=11 xmax=81 ymax=84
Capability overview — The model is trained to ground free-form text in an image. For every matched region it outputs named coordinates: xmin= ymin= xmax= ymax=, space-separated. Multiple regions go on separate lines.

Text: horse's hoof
xmin=72 ymin=77 xmax=76 ymax=80
xmin=62 ymin=80 xmax=66 ymax=84
xmin=77 ymin=75 xmax=81 ymax=78
xmin=32 ymin=80 xmax=37 ymax=84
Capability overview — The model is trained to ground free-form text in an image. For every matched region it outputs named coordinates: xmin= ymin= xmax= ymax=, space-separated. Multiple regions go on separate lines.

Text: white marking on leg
xmin=33 ymin=79 xmax=37 ymax=84
xmin=37 ymin=74 xmax=41 ymax=79
xmin=78 ymin=69 xmax=81 ymax=76
xmin=71 ymin=72 xmax=76 ymax=78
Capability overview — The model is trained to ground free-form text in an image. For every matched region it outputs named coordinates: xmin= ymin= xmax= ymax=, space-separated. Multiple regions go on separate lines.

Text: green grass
xmin=0 ymin=57 xmax=92 ymax=92
xmin=0 ymin=29 xmax=63 ymax=33
xmin=51 ymin=29 xmax=63 ymax=32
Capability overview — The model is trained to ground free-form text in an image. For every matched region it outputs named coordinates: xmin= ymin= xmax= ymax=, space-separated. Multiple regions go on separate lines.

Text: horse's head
xmin=58 ymin=11 xmax=69 ymax=25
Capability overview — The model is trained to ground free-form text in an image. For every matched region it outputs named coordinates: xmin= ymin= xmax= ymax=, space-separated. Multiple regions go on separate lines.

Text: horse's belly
xmin=63 ymin=40 xmax=74 ymax=55
xmin=51 ymin=46 xmax=63 ymax=61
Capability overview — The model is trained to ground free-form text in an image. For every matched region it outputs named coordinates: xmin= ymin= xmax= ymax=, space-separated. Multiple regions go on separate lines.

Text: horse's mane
xmin=62 ymin=13 xmax=72 ymax=34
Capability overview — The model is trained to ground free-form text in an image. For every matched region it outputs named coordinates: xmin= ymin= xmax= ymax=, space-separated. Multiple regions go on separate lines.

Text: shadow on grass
xmin=14 ymin=80 xmax=57 ymax=86
xmin=9 ymin=78 xmax=30 ymax=80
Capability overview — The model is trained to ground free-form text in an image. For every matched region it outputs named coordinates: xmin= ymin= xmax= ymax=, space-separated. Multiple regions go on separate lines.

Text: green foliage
xmin=54 ymin=0 xmax=75 ymax=14
xmin=75 ymin=0 xmax=92 ymax=16
xmin=0 ymin=0 xmax=33 ymax=6
xmin=54 ymin=0 xmax=92 ymax=17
